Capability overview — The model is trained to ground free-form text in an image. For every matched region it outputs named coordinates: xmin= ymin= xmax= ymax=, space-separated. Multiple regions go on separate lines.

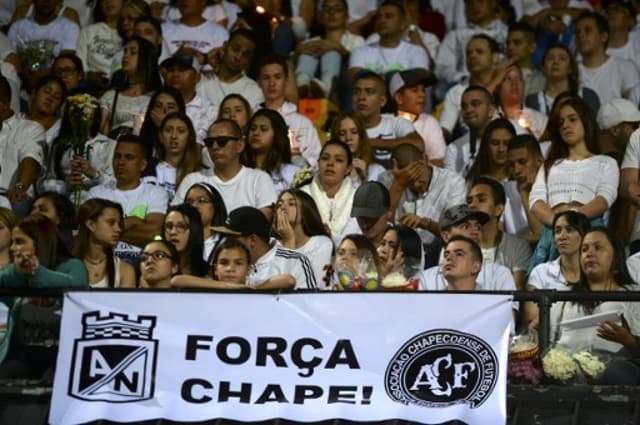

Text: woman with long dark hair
xmin=550 ymin=228 xmax=640 ymax=385
xmin=25 ymin=75 xmax=67 ymax=148
xmin=138 ymin=86 xmax=186 ymax=160
xmin=273 ymin=189 xmax=333 ymax=284
xmin=29 ymin=192 xmax=76 ymax=249
xmin=465 ymin=118 xmax=516 ymax=184
xmin=100 ymin=36 xmax=161 ymax=136
xmin=526 ymin=210 xmax=591 ymax=325
xmin=529 ymin=96 xmax=618 ymax=269
xmin=153 ymin=112 xmax=203 ymax=201
xmin=184 ymin=182 xmax=227 ymax=263
xmin=73 ymin=198 xmax=136 ymax=288
xmin=162 ymin=204 xmax=208 ymax=277
xmin=244 ymin=109 xmax=298 ymax=193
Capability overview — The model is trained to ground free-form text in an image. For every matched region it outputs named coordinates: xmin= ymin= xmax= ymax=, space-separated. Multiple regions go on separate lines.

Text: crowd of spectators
xmin=1 ymin=0 xmax=640 ymax=384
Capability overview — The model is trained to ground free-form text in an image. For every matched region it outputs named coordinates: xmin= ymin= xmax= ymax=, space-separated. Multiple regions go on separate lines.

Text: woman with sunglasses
xmin=162 ymin=204 xmax=208 ymax=277
xmin=139 ymin=239 xmax=180 ymax=288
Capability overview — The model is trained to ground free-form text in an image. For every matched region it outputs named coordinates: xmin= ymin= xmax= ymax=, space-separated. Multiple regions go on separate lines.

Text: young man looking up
xmin=258 ymin=54 xmax=321 ymax=167
xmin=466 ymin=176 xmax=532 ymax=290
xmin=352 ymin=71 xmax=423 ymax=168
xmin=506 ymin=22 xmax=545 ymax=96
xmin=441 ymin=235 xmax=483 ymax=291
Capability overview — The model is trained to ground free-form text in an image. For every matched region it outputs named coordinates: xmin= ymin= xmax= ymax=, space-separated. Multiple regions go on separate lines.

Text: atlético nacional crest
xmin=68 ymin=311 xmax=158 ymax=403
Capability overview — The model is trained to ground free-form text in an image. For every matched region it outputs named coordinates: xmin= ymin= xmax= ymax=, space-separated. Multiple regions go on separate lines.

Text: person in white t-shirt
xmin=0 ymin=76 xmax=44 ymax=216
xmin=257 ymin=54 xmax=321 ymax=167
xmin=160 ymin=0 xmax=229 ymax=63
xmin=388 ymin=68 xmax=445 ymax=166
xmin=604 ymin=0 xmax=640 ymax=71
xmin=351 ymin=71 xmax=423 ymax=168
xmin=172 ymin=118 xmax=277 ymax=220
xmin=575 ymin=12 xmax=640 ymax=105
xmin=86 ymin=135 xmax=168 ymax=264
xmin=213 ymin=206 xmax=318 ymax=290
xmin=199 ymin=28 xmax=263 ymax=113
xmin=161 ymin=52 xmax=214 ymax=141
xmin=439 ymin=235 xmax=483 ymax=290
xmin=75 ymin=0 xmax=122 ymax=81
xmin=8 ymin=0 xmax=80 ymax=72
xmin=348 ymin=1 xmax=429 ymax=79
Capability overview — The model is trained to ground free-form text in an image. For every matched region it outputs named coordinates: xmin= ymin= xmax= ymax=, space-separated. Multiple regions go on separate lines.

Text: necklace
xmin=85 ymin=256 xmax=107 ymax=266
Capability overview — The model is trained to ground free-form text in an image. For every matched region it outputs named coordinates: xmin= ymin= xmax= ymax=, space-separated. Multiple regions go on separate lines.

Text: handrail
xmin=2 ymin=288 xmax=639 ymax=353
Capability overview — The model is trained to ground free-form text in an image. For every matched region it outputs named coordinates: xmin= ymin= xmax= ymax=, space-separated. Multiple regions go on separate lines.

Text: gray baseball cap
xmin=439 ymin=205 xmax=490 ymax=230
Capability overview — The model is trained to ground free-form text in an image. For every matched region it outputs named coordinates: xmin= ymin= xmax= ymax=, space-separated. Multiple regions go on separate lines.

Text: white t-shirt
xmin=529 ymin=156 xmax=619 ymax=209
xmin=100 ymin=90 xmax=151 ymax=131
xmin=410 ymin=112 xmax=446 ymax=160
xmin=162 ymin=4 xmax=227 ymax=24
xmin=444 ymin=132 xmax=480 ymax=175
xmin=365 ymin=113 xmax=416 ymax=165
xmin=270 ymin=101 xmax=321 ymax=167
xmin=419 ymin=262 xmax=517 ymax=292
xmin=528 ymin=258 xmax=571 ymax=291
xmin=185 ymin=92 xmax=215 ymax=142
xmin=0 ymin=115 xmax=45 ymax=192
xmin=86 ymin=181 xmax=169 ymax=261
xmin=503 ymin=180 xmax=530 ymax=236
xmin=8 ymin=15 xmax=79 ymax=66
xmin=279 ymin=235 xmax=333 ymax=289
xmin=439 ymin=82 xmax=467 ymax=134
xmin=627 ymin=252 xmax=640 ymax=284
xmin=199 ymin=74 xmax=264 ymax=114
xmin=621 ymin=129 xmax=640 ymax=240
xmin=434 ymin=21 xmax=508 ymax=84
xmin=349 ymin=40 xmax=430 ymax=75
xmin=76 ymin=22 xmax=122 ymax=75
xmin=346 ymin=0 xmax=377 ymax=23
xmin=161 ymin=20 xmax=229 ymax=58
xmin=579 ymin=57 xmax=640 ymax=104
xmin=172 ymin=166 xmax=277 ymax=212
xmin=152 ymin=161 xmax=177 ymax=202
xmin=607 ymin=38 xmax=640 ymax=72
xmin=248 ymin=244 xmax=318 ymax=289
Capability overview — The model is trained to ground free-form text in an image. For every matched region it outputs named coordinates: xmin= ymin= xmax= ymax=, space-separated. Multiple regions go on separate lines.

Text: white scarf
xmin=307 ymin=176 xmax=355 ymax=237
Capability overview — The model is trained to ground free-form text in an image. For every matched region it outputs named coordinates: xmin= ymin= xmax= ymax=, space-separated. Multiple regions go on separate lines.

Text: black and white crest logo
xmin=384 ymin=329 xmax=498 ymax=408
xmin=68 ymin=311 xmax=158 ymax=403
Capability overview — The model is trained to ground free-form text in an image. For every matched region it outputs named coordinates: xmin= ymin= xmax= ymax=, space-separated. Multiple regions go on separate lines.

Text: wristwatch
xmin=14 ymin=182 xmax=26 ymax=191
xmin=408 ymin=24 xmax=418 ymax=32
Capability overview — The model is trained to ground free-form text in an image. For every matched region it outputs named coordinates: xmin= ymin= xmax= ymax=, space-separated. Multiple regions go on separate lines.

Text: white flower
xmin=542 ymin=348 xmax=578 ymax=381
xmin=573 ymin=351 xmax=605 ymax=378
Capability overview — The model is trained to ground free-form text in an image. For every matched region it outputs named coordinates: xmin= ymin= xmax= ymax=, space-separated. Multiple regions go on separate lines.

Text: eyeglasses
xmin=53 ymin=67 xmax=78 ymax=76
xmin=140 ymin=251 xmax=172 ymax=263
xmin=164 ymin=222 xmax=190 ymax=232
xmin=186 ymin=196 xmax=212 ymax=206
xmin=203 ymin=136 xmax=239 ymax=148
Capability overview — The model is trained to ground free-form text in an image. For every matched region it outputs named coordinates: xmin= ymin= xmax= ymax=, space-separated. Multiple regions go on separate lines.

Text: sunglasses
xmin=203 ymin=136 xmax=239 ymax=148
xmin=140 ymin=251 xmax=172 ymax=263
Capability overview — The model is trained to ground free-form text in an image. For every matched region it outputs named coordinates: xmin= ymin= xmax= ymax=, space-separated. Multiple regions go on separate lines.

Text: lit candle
xmin=133 ymin=113 xmax=145 ymax=135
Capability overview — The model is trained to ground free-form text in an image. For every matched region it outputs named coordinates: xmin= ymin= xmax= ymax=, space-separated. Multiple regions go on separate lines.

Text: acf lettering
xmin=409 ymin=354 xmax=475 ymax=396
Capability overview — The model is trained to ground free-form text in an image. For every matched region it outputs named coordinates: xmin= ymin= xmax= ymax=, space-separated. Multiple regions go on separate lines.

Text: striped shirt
xmin=248 ymin=244 xmax=317 ymax=289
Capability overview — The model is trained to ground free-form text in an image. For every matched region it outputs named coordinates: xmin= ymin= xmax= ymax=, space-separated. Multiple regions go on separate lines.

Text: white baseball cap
xmin=597 ymin=98 xmax=640 ymax=129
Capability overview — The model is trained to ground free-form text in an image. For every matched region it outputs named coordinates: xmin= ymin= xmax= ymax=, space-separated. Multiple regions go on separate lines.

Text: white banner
xmin=50 ymin=292 xmax=512 ymax=424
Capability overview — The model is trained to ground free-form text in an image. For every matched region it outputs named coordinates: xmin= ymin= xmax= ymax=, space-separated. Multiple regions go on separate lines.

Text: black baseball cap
xmin=211 ymin=206 xmax=270 ymax=241
xmin=439 ymin=205 xmax=490 ymax=230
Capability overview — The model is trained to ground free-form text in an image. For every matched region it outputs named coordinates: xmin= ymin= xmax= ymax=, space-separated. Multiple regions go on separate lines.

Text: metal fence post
xmin=537 ymin=291 xmax=552 ymax=354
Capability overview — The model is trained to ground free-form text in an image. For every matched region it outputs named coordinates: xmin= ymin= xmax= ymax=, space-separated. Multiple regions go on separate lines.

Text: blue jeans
xmin=295 ymin=50 xmax=342 ymax=89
